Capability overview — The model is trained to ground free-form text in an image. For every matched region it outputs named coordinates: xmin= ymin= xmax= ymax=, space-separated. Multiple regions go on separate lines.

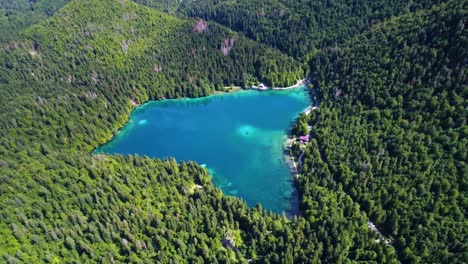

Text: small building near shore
xmin=258 ymin=83 xmax=268 ymax=90
xmin=298 ymin=135 xmax=309 ymax=143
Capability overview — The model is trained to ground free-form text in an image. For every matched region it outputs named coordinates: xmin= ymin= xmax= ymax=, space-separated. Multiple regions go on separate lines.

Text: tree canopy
xmin=0 ymin=0 xmax=466 ymax=263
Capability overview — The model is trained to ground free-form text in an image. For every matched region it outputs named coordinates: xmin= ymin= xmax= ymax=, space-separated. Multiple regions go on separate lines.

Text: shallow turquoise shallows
xmin=97 ymin=86 xmax=311 ymax=215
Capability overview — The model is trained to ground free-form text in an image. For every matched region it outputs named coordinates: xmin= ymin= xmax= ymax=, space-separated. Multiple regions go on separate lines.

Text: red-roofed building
xmin=299 ymin=135 xmax=309 ymax=143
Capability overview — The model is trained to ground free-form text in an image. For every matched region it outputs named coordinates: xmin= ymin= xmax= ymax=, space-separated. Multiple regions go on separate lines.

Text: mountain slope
xmin=1 ymin=0 xmax=304 ymax=152
xmin=0 ymin=0 xmax=69 ymax=43
xmin=297 ymin=0 xmax=467 ymax=262
xmin=0 ymin=0 xmax=465 ymax=262
xmin=137 ymin=0 xmax=449 ymax=59
xmin=0 ymin=0 xmax=396 ymax=262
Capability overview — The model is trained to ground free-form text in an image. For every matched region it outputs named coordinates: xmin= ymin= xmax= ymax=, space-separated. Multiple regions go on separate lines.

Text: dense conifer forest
xmin=0 ymin=0 xmax=69 ymax=43
xmin=299 ymin=1 xmax=467 ymax=262
xmin=138 ymin=0 xmax=447 ymax=58
xmin=0 ymin=0 xmax=466 ymax=263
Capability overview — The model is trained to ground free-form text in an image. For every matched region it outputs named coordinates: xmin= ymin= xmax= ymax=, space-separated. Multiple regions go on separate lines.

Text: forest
xmin=0 ymin=0 xmax=69 ymax=43
xmin=137 ymin=0 xmax=447 ymax=59
xmin=295 ymin=1 xmax=467 ymax=262
xmin=0 ymin=0 xmax=466 ymax=263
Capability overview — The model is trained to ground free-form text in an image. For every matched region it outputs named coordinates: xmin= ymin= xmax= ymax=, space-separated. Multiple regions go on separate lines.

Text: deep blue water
xmin=97 ymin=87 xmax=311 ymax=214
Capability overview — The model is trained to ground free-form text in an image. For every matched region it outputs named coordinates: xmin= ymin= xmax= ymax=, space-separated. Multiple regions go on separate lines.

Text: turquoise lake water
xmin=97 ymin=86 xmax=311 ymax=215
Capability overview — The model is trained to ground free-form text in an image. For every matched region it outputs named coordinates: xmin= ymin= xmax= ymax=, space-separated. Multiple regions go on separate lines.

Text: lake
xmin=97 ymin=86 xmax=311 ymax=215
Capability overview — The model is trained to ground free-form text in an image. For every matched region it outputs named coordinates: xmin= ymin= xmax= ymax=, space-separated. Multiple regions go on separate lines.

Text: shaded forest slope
xmin=299 ymin=1 xmax=467 ymax=262
xmin=0 ymin=0 xmax=396 ymax=262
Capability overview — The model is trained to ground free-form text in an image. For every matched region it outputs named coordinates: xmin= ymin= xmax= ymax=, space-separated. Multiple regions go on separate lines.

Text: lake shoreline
xmin=96 ymin=81 xmax=307 ymax=152
xmin=97 ymin=79 xmax=310 ymax=218
xmin=282 ymin=85 xmax=318 ymax=218
xmin=252 ymin=79 xmax=306 ymax=91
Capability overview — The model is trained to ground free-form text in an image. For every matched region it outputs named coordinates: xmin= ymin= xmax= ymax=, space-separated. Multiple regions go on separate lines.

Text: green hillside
xmin=0 ymin=0 xmax=466 ymax=263
xmin=0 ymin=0 xmax=394 ymax=262
xmin=1 ymin=0 xmax=303 ymax=152
xmin=139 ymin=0 xmax=448 ymax=59
xmin=0 ymin=0 xmax=69 ymax=43
xmin=296 ymin=1 xmax=467 ymax=262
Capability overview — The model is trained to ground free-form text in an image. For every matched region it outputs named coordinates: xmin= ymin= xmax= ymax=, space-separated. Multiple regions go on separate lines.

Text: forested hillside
xmin=137 ymin=0 xmax=447 ymax=58
xmin=0 ymin=0 xmax=395 ymax=262
xmin=0 ymin=0 xmax=466 ymax=263
xmin=0 ymin=0 xmax=69 ymax=43
xmin=296 ymin=1 xmax=467 ymax=262
xmin=1 ymin=0 xmax=304 ymax=153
